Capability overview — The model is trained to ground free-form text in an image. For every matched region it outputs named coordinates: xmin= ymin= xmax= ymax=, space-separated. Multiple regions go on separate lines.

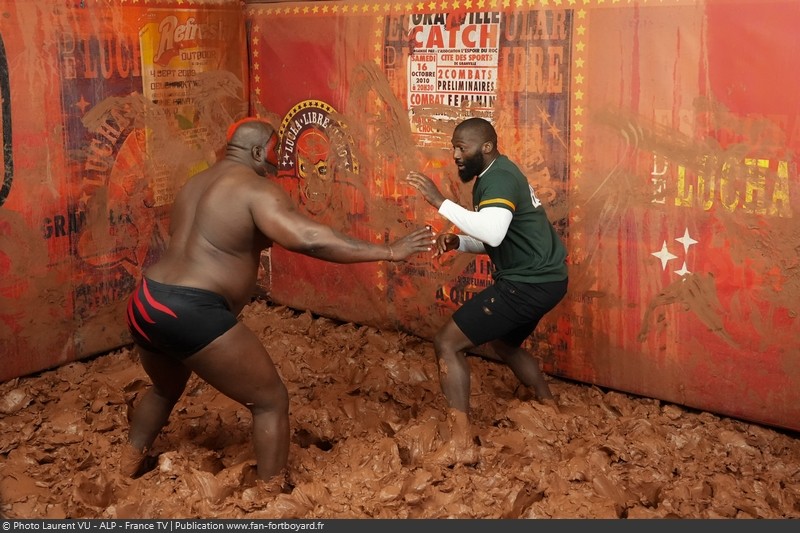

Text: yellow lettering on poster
xmin=674 ymin=157 xmax=792 ymax=217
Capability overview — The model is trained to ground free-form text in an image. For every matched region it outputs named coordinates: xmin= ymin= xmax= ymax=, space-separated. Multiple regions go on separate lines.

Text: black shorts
xmin=126 ymin=277 xmax=238 ymax=359
xmin=453 ymin=277 xmax=568 ymax=347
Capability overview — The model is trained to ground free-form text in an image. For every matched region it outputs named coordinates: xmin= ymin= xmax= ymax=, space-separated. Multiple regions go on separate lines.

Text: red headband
xmin=226 ymin=117 xmax=268 ymax=143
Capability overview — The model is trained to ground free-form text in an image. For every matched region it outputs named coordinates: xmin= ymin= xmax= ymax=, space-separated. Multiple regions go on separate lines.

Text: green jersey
xmin=472 ymin=155 xmax=568 ymax=283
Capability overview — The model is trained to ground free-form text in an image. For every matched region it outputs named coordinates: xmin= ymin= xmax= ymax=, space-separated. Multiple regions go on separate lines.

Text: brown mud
xmin=1 ymin=299 xmax=798 ymax=519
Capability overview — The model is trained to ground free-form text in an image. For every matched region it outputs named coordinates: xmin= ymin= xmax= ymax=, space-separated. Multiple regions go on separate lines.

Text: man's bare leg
xmin=489 ymin=340 xmax=559 ymax=411
xmin=425 ymin=319 xmax=479 ymax=467
xmin=123 ymin=348 xmax=191 ymax=477
xmin=184 ymin=323 xmax=290 ymax=481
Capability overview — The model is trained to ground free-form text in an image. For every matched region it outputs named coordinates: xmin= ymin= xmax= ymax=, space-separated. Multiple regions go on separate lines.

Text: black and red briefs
xmin=126 ymin=277 xmax=238 ymax=359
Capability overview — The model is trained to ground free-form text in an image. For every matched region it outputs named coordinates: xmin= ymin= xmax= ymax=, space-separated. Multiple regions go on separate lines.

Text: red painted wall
xmin=248 ymin=0 xmax=799 ymax=432
xmin=1 ymin=0 xmax=797 ymax=433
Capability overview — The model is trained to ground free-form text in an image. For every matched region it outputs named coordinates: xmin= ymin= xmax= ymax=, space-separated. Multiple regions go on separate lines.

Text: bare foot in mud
xmin=119 ymin=443 xmax=149 ymax=478
xmin=424 ymin=439 xmax=480 ymax=467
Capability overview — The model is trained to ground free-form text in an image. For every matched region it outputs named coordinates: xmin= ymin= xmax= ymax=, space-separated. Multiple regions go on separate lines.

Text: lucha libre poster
xmin=248 ymin=0 xmax=799 ymax=432
xmin=0 ymin=0 xmax=247 ymax=382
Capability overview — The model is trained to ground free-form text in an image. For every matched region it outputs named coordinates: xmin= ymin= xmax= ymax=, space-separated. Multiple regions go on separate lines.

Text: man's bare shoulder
xmin=197 ymin=160 xmax=276 ymax=190
xmin=211 ymin=164 xmax=295 ymax=212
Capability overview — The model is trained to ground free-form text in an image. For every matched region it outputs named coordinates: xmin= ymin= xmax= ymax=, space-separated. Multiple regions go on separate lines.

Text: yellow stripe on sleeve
xmin=478 ymin=198 xmax=515 ymax=210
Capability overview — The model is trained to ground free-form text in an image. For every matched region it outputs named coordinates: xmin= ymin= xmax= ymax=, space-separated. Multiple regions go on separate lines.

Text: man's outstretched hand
xmin=388 ymin=226 xmax=436 ymax=261
xmin=435 ymin=232 xmax=460 ymax=257
xmin=406 ymin=171 xmax=446 ymax=209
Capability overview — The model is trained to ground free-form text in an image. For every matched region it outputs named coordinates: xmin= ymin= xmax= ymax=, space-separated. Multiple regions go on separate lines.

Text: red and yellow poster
xmin=248 ymin=0 xmax=799 ymax=432
xmin=0 ymin=0 xmax=247 ymax=381
xmin=139 ymin=7 xmax=248 ymax=206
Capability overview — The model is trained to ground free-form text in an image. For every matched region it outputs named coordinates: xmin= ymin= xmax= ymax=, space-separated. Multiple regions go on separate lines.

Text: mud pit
xmin=1 ymin=299 xmax=799 ymax=519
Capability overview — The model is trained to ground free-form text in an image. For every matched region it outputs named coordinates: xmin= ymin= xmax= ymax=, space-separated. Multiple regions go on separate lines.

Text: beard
xmin=457 ymin=152 xmax=485 ymax=183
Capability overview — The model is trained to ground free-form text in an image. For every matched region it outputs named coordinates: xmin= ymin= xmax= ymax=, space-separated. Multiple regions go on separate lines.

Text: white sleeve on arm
xmin=438 ymin=199 xmax=512 ymax=247
xmin=456 ymin=234 xmax=486 ymax=253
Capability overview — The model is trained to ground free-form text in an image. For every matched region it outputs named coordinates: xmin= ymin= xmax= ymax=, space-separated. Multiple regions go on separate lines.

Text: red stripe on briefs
xmin=142 ymin=278 xmax=178 ymax=318
xmin=133 ymin=290 xmax=156 ymax=324
xmin=126 ymin=297 xmax=134 ymax=327
xmin=127 ymin=299 xmax=151 ymax=342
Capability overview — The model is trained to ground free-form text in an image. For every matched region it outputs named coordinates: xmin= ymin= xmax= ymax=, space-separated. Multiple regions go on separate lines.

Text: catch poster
xmin=249 ymin=0 xmax=799 ymax=432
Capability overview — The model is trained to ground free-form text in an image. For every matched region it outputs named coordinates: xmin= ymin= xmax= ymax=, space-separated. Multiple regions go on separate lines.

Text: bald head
xmin=226 ymin=118 xmax=279 ymax=175
xmin=454 ymin=117 xmax=497 ymax=148
xmin=450 ymin=117 xmax=500 ymax=183
xmin=228 ymin=118 xmax=275 ymax=150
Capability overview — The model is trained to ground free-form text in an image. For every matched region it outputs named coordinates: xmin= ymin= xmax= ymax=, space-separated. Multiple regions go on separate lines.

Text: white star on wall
xmin=675 ymin=228 xmax=698 ymax=254
xmin=651 ymin=241 xmax=678 ymax=270
xmin=674 ymin=261 xmax=691 ymax=277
